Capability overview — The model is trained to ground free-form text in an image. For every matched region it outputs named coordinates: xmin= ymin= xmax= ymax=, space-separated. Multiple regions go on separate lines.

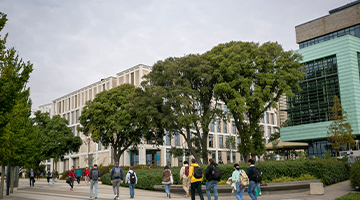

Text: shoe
xmin=70 ymin=188 xmax=73 ymax=191
xmin=114 ymin=195 xmax=117 ymax=200
xmin=169 ymin=193 xmax=171 ymax=198
xmin=89 ymin=198 xmax=93 ymax=200
xmin=187 ymin=191 xmax=189 ymax=197
xmin=184 ymin=195 xmax=187 ymax=197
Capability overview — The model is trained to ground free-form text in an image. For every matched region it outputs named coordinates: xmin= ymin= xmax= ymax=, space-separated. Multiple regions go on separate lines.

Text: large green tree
xmin=208 ymin=41 xmax=305 ymax=161
xmin=79 ymin=84 xmax=149 ymax=163
xmin=0 ymin=12 xmax=33 ymax=199
xmin=327 ymin=96 xmax=356 ymax=158
xmin=31 ymin=111 xmax=82 ymax=167
xmin=142 ymin=54 xmax=220 ymax=164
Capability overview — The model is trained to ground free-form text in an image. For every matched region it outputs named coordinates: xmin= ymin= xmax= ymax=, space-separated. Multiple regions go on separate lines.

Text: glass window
xmin=175 ymin=133 xmax=180 ymax=146
xmin=98 ymin=141 xmax=101 ymax=150
xmin=268 ymin=126 xmax=271 ymax=137
xmin=165 ymin=131 xmax=171 ymax=145
xmin=271 ymin=114 xmax=274 ymax=125
xmin=76 ymin=110 xmax=79 ymax=123
xmin=219 ymin=135 xmax=223 ymax=148
xmin=210 ymin=120 xmax=215 ymax=132
xmin=265 ymin=113 xmax=268 ymax=124
xmin=216 ymin=119 xmax=221 ymax=133
xmin=225 ymin=136 xmax=229 ymax=148
xmin=223 ymin=121 xmax=227 ymax=133
xmin=209 ymin=134 xmax=213 ymax=147
xmin=166 ymin=150 xmax=171 ymax=166
xmin=232 ymin=122 xmax=236 ymax=134
xmin=224 ymin=105 xmax=227 ymax=117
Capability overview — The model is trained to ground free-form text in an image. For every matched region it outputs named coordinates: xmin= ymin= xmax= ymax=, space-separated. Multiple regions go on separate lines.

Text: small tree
xmin=327 ymin=96 xmax=356 ymax=158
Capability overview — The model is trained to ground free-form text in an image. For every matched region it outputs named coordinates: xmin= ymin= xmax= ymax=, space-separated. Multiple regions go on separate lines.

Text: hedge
xmin=100 ymin=158 xmax=350 ymax=190
xmin=350 ymin=160 xmax=360 ymax=188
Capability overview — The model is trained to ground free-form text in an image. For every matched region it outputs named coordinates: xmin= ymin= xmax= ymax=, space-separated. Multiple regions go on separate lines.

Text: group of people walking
xmin=28 ymin=168 xmax=59 ymax=187
xmin=163 ymin=158 xmax=262 ymax=200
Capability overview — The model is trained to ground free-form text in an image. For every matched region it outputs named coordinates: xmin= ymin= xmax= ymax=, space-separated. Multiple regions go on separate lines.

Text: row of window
xmin=299 ymin=24 xmax=360 ymax=49
xmin=63 ymin=110 xmax=80 ymax=125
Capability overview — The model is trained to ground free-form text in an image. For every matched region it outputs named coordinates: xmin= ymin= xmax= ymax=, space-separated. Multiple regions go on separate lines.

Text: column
xmin=139 ymin=145 xmax=146 ymax=165
xmin=124 ymin=151 xmax=130 ymax=166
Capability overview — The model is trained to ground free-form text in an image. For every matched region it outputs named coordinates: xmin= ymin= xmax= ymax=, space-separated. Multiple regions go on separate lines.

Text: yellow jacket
xmin=188 ymin=163 xmax=203 ymax=183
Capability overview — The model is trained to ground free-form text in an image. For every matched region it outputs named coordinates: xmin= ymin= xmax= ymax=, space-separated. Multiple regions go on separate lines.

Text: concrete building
xmin=281 ymin=1 xmax=360 ymax=156
xmin=39 ymin=64 xmax=279 ymax=173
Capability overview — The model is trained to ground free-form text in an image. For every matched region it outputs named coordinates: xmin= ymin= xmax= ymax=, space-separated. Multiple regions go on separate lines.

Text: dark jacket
xmin=205 ymin=162 xmax=220 ymax=182
xmin=247 ymin=166 xmax=254 ymax=182
xmin=110 ymin=166 xmax=123 ymax=180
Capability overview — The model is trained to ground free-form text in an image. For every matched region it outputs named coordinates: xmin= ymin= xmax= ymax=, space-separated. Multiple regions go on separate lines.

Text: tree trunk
xmin=201 ymin=132 xmax=209 ymax=164
xmin=0 ymin=163 xmax=5 ymax=199
xmin=10 ymin=166 xmax=14 ymax=193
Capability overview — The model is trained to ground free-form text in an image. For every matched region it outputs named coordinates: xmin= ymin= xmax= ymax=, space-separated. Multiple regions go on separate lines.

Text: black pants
xmin=191 ymin=181 xmax=204 ymax=200
xmin=47 ymin=177 xmax=51 ymax=183
xmin=29 ymin=177 xmax=35 ymax=186
xmin=68 ymin=178 xmax=74 ymax=188
xmin=77 ymin=177 xmax=81 ymax=184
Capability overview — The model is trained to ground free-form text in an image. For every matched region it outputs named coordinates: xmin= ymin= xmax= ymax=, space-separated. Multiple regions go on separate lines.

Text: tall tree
xmin=78 ymin=84 xmax=148 ymax=163
xmin=142 ymin=54 xmax=220 ymax=164
xmin=208 ymin=41 xmax=305 ymax=161
xmin=31 ymin=111 xmax=82 ymax=168
xmin=327 ymin=96 xmax=356 ymax=158
xmin=0 ymin=12 xmax=33 ymax=199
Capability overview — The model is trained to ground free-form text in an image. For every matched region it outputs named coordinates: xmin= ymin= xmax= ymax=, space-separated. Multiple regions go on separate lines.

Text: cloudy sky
xmin=0 ymin=0 xmax=352 ymax=110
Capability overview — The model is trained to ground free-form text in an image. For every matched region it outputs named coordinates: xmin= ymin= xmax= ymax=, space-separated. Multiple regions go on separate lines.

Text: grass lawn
xmin=335 ymin=193 xmax=360 ymax=200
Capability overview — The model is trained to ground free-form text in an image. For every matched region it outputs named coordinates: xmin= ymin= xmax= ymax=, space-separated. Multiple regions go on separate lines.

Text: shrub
xmin=350 ymin=160 xmax=360 ymax=188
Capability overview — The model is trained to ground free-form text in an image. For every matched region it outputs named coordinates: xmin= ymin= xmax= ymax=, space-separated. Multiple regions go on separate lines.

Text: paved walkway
xmin=1 ymin=179 xmax=358 ymax=200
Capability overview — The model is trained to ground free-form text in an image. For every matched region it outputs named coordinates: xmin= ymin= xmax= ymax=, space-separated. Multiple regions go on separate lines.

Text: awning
xmin=265 ymin=138 xmax=308 ymax=150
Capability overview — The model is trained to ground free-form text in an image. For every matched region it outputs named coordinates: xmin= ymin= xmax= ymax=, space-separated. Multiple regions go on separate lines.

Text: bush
xmin=350 ymin=160 xmax=360 ymax=188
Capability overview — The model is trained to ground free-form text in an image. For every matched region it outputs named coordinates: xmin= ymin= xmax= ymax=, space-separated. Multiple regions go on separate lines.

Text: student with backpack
xmin=162 ymin=165 xmax=173 ymax=198
xmin=110 ymin=162 xmax=124 ymax=200
xmin=46 ymin=169 xmax=52 ymax=185
xmin=68 ymin=166 xmax=77 ymax=191
xmin=125 ymin=166 xmax=137 ymax=199
xmin=89 ymin=164 xmax=101 ymax=200
xmin=205 ymin=158 xmax=221 ymax=200
xmin=247 ymin=159 xmax=262 ymax=200
xmin=232 ymin=163 xmax=247 ymax=200
xmin=188 ymin=158 xmax=204 ymax=200
xmin=179 ymin=161 xmax=191 ymax=197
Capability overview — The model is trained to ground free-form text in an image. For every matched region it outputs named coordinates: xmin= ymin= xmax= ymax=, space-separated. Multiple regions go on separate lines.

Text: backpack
xmin=92 ymin=169 xmax=99 ymax=181
xmin=129 ymin=171 xmax=136 ymax=184
xmin=185 ymin=166 xmax=189 ymax=176
xmin=251 ymin=166 xmax=262 ymax=182
xmin=211 ymin=165 xmax=222 ymax=180
xmin=240 ymin=170 xmax=249 ymax=186
xmin=193 ymin=167 xmax=203 ymax=179
xmin=113 ymin=167 xmax=121 ymax=178
xmin=47 ymin=171 xmax=51 ymax=177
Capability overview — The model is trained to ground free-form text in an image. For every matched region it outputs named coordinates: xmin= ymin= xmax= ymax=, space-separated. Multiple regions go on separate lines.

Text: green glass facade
xmin=281 ymin=35 xmax=360 ymax=142
xmin=287 ymin=55 xmax=340 ymax=126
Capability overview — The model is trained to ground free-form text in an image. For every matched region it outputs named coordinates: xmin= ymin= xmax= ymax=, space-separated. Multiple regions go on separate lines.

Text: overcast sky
xmin=0 ymin=0 xmax=352 ymax=110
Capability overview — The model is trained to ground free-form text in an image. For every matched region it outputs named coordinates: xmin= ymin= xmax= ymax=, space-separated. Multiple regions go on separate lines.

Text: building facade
xmin=39 ymin=64 xmax=279 ymax=173
xmin=281 ymin=1 xmax=360 ymax=156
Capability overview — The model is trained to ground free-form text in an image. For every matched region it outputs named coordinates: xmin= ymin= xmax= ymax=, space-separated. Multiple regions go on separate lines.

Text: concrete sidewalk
xmin=2 ymin=178 xmax=358 ymax=200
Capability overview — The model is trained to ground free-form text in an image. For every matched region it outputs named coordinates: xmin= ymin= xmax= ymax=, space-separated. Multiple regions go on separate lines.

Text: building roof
xmin=265 ymin=138 xmax=308 ymax=150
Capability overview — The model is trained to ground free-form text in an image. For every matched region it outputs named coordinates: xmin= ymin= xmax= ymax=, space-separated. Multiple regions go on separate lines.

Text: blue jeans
xmin=248 ymin=181 xmax=258 ymax=200
xmin=129 ymin=183 xmax=135 ymax=198
xmin=90 ymin=180 xmax=98 ymax=198
xmin=206 ymin=181 xmax=218 ymax=200
xmin=164 ymin=184 xmax=171 ymax=195
xmin=234 ymin=182 xmax=245 ymax=200
xmin=52 ymin=178 xmax=55 ymax=184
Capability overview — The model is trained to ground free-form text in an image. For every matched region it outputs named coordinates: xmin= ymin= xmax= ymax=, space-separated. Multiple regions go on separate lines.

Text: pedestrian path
xmin=2 ymin=179 xmax=357 ymax=200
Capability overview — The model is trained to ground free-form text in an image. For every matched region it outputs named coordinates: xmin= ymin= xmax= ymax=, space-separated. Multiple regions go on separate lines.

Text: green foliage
xmin=335 ymin=193 xmax=360 ymax=200
xmin=79 ymin=84 xmax=152 ymax=162
xmin=327 ymin=96 xmax=356 ymax=158
xmin=31 ymin=111 xmax=82 ymax=168
xmin=208 ymin=41 xmax=305 ymax=160
xmin=269 ymin=174 xmax=317 ymax=183
xmin=350 ymin=160 xmax=360 ymax=188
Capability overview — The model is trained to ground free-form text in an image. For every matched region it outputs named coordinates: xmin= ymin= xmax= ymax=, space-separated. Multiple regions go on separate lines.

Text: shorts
xmin=85 ymin=176 xmax=90 ymax=180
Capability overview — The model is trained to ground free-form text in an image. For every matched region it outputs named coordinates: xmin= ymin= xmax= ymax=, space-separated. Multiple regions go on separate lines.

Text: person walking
xmin=205 ymin=158 xmax=221 ymax=200
xmin=22 ymin=170 xmax=26 ymax=179
xmin=89 ymin=164 xmax=101 ymax=200
xmin=162 ymin=165 xmax=173 ymax=198
xmin=110 ymin=162 xmax=124 ymax=200
xmin=76 ymin=166 xmax=82 ymax=185
xmin=348 ymin=152 xmax=358 ymax=167
xmin=29 ymin=168 xmax=35 ymax=187
xmin=125 ymin=166 xmax=137 ymax=199
xmin=247 ymin=159 xmax=260 ymax=200
xmin=55 ymin=169 xmax=58 ymax=182
xmin=46 ymin=169 xmax=51 ymax=185
xmin=36 ymin=170 xmax=41 ymax=180
xmin=68 ymin=166 xmax=77 ymax=191
xmin=83 ymin=167 xmax=90 ymax=186
xmin=232 ymin=163 xmax=246 ymax=200
xmin=188 ymin=158 xmax=204 ymax=200
xmin=179 ymin=161 xmax=191 ymax=197
xmin=51 ymin=169 xmax=57 ymax=184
